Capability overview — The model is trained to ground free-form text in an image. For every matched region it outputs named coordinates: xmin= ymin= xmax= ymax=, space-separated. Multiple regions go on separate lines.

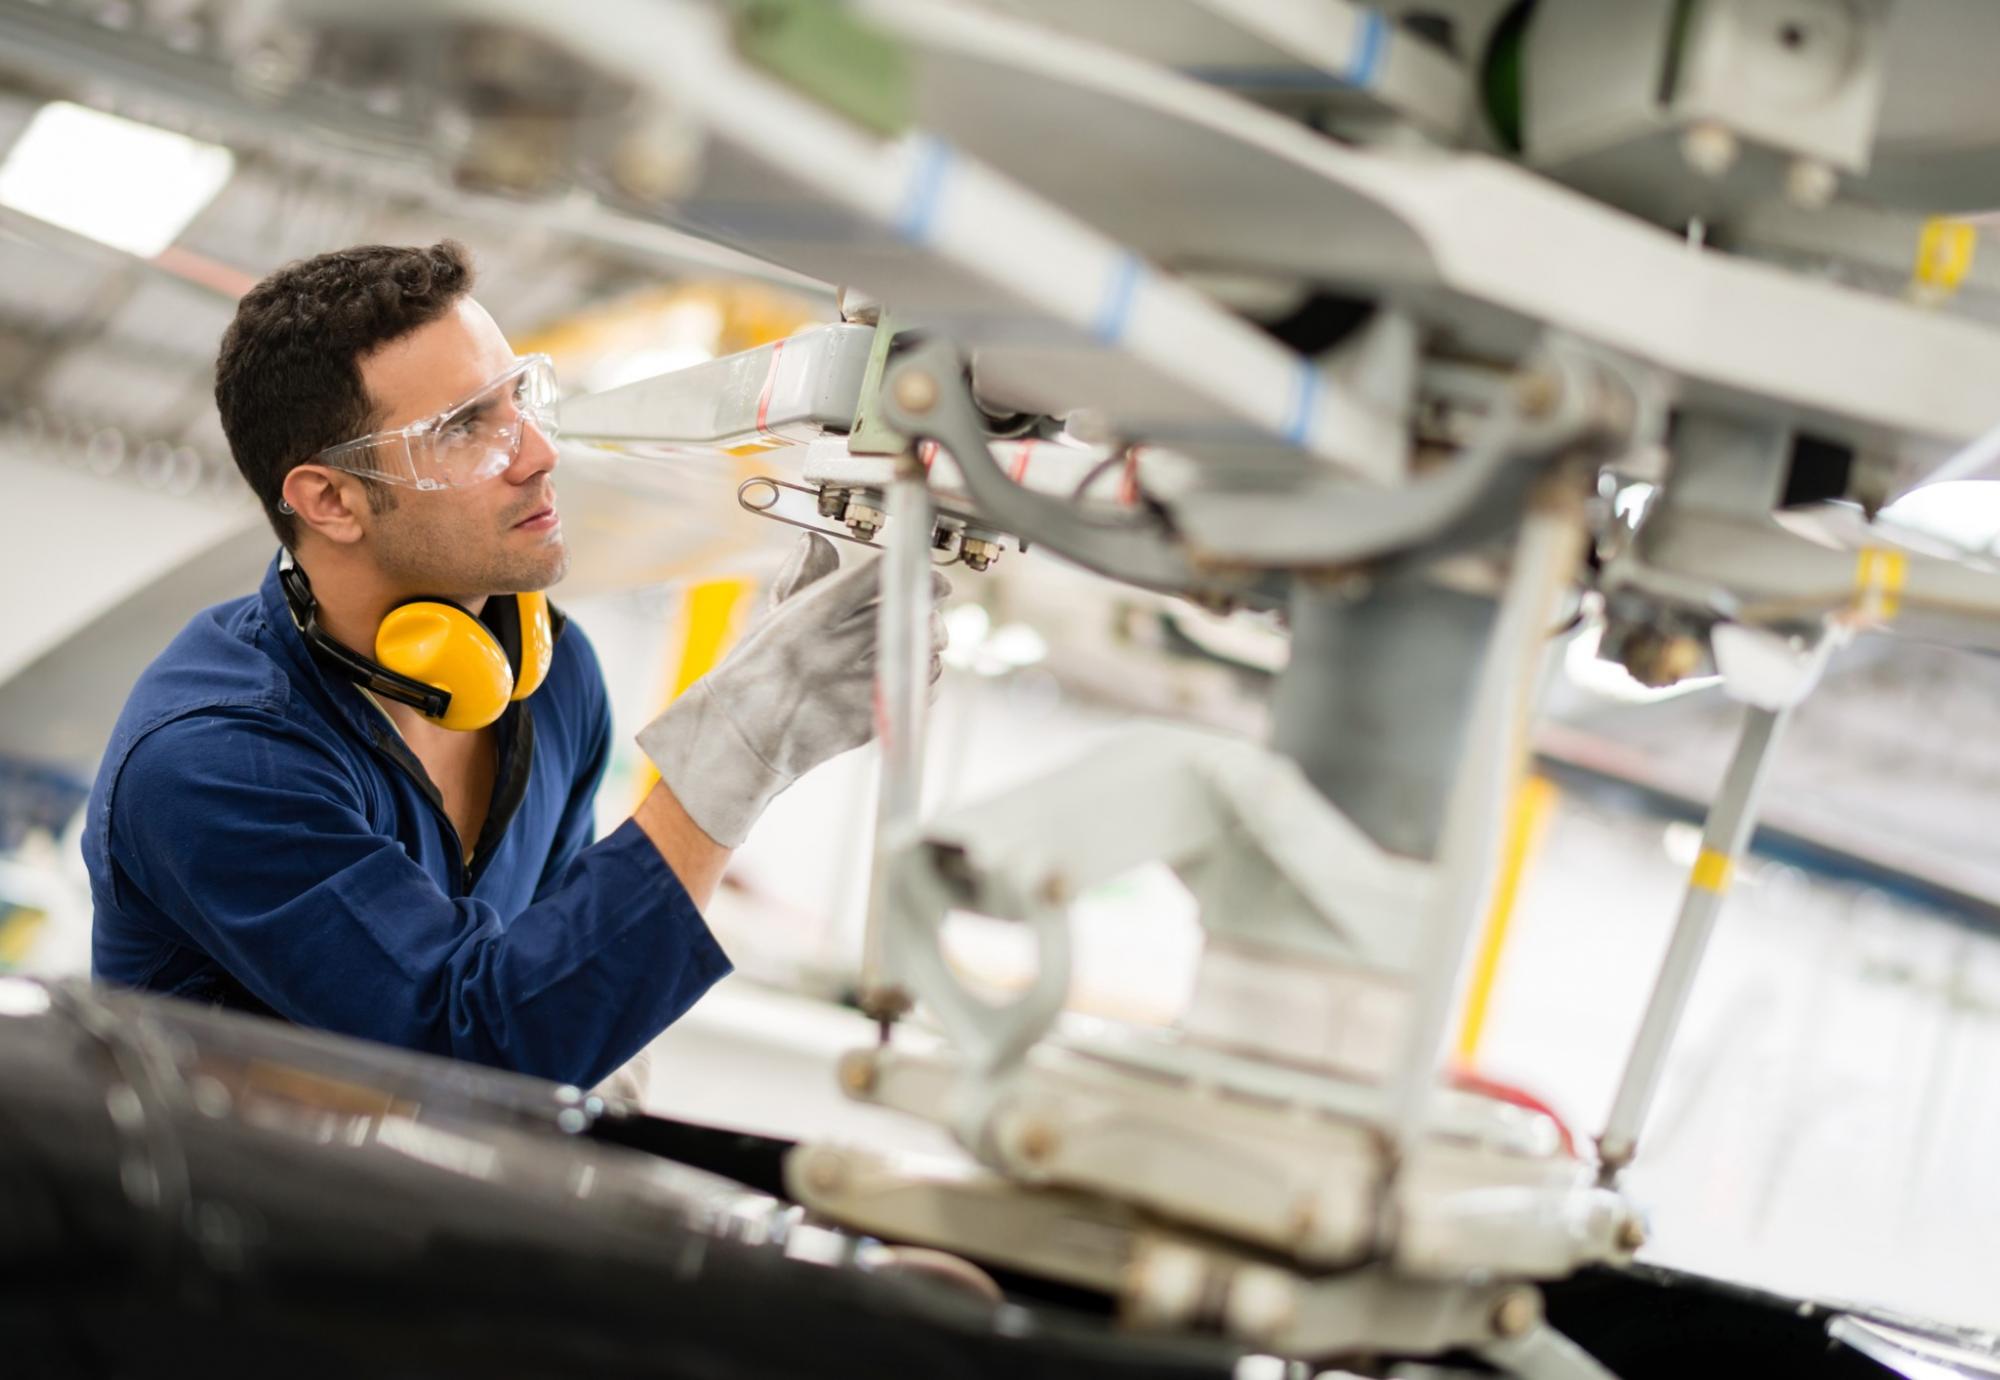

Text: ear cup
xmin=509 ymin=591 xmax=554 ymax=702
xmin=375 ymin=601 xmax=514 ymax=731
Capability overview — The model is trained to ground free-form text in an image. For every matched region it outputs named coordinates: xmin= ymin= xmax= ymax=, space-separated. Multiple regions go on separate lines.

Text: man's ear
xmin=282 ymin=465 xmax=368 ymax=545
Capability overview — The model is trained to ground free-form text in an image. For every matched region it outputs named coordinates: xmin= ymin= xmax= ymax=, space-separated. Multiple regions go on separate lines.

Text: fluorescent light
xmin=0 ymin=102 xmax=232 ymax=257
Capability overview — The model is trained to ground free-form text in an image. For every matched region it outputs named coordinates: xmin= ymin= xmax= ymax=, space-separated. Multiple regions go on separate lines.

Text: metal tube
xmin=1384 ymin=476 xmax=1589 ymax=1161
xmin=859 ymin=471 xmax=933 ymax=1026
xmin=1595 ymin=702 xmax=1792 ymax=1178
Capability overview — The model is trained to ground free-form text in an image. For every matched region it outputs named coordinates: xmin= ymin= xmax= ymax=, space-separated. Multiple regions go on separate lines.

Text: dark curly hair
xmin=214 ymin=240 xmax=476 ymax=545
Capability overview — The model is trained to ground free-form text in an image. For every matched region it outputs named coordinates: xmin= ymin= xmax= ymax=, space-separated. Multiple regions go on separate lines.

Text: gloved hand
xmin=637 ymin=533 xmax=949 ymax=848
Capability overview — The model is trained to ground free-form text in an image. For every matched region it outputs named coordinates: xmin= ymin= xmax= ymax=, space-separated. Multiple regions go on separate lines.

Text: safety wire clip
xmin=737 ymin=474 xmax=975 ymax=566
xmin=736 ymin=475 xmax=883 ymax=550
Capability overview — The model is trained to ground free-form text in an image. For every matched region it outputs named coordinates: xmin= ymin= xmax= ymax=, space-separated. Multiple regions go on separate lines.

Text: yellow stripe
xmin=633 ymin=577 xmax=752 ymax=805
xmin=1690 ymin=849 xmax=1734 ymax=894
xmin=1854 ymin=547 xmax=1907 ymax=621
xmin=1455 ymin=775 xmax=1558 ymax=1064
xmin=1915 ymin=218 xmax=1978 ymax=294
xmin=0 ymin=907 xmax=45 ymax=967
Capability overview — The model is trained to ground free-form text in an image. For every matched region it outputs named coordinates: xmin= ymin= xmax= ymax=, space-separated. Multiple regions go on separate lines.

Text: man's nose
xmin=510 ymin=415 xmax=559 ymax=480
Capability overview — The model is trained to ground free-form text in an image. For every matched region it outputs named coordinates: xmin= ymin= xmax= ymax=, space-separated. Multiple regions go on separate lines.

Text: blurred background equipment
xmin=4 ymin=1 xmax=2000 ymax=1377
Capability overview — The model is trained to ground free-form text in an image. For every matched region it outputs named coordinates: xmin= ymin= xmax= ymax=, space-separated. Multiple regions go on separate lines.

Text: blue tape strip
xmin=895 ymin=135 xmax=953 ymax=246
xmin=1348 ymin=9 xmax=1386 ymax=88
xmin=1092 ymin=253 xmax=1144 ymax=346
xmin=1283 ymin=360 xmax=1319 ymax=447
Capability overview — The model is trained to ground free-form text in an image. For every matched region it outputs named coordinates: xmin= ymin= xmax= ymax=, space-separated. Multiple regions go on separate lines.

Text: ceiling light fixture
xmin=0 ymin=101 xmax=233 ymax=258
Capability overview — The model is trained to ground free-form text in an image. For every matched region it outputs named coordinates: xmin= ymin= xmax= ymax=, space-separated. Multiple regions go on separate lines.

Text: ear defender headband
xmin=279 ymin=553 xmax=556 ymax=732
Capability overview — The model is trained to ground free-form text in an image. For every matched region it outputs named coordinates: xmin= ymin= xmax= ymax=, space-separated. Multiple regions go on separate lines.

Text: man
xmin=82 ymin=240 xmax=943 ymax=1090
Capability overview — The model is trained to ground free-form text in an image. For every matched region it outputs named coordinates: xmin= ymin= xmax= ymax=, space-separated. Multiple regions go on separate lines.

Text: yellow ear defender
xmin=374 ymin=592 xmax=554 ymax=732
xmin=280 ymin=553 xmax=558 ymax=731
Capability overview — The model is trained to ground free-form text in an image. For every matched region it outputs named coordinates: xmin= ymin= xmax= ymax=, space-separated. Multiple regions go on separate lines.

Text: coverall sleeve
xmin=106 ymin=707 xmax=730 ymax=1087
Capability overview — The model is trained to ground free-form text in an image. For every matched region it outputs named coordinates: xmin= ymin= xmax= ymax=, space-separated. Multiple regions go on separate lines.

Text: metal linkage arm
xmin=876 ymin=339 xmax=1275 ymax=604
xmin=1595 ymin=703 xmax=1793 ymax=1180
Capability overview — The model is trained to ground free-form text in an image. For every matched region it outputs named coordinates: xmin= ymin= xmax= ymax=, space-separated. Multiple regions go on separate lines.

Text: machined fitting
xmin=843 ymin=497 xmax=884 ymax=542
xmin=960 ymin=536 xmax=1003 ymax=572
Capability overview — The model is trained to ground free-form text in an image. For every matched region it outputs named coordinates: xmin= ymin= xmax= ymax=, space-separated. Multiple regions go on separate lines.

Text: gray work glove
xmin=637 ymin=533 xmax=949 ymax=848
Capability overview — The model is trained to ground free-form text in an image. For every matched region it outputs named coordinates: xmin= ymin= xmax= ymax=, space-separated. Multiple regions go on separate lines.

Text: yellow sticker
xmin=1690 ymin=850 xmax=1734 ymax=894
xmin=1854 ymin=547 xmax=1907 ymax=622
xmin=1915 ymin=217 xmax=1978 ymax=295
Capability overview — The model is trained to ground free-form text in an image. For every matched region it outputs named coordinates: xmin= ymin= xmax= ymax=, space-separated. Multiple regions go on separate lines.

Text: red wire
xmin=1448 ymin=1066 xmax=1580 ymax=1159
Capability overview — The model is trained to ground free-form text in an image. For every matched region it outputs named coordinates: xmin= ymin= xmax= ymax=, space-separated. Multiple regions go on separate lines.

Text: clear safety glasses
xmin=314 ymin=353 xmax=559 ymax=491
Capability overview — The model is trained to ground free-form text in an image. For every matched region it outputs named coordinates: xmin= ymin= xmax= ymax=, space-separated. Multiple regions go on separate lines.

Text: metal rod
xmin=858 ymin=469 xmax=933 ymax=1029
xmin=1384 ymin=475 xmax=1588 ymax=1162
xmin=1595 ymin=702 xmax=1792 ymax=1180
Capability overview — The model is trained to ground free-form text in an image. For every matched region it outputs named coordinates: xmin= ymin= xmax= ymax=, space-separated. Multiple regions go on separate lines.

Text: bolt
xmin=1514 ymin=369 xmax=1562 ymax=420
xmin=611 ymin=126 xmax=699 ymax=203
xmin=1623 ymin=629 xmax=1704 ymax=687
xmin=1492 ymin=1288 xmax=1542 ymax=1338
xmin=838 ymin=1050 xmax=878 ymax=1098
xmin=892 ymin=369 xmax=940 ymax=415
xmin=803 ymin=1151 xmax=848 ymax=1197
xmin=1225 ymin=1269 xmax=1298 ymax=1341
xmin=837 ymin=286 xmax=883 ymax=326
xmin=817 ymin=486 xmax=848 ymax=519
xmin=1616 ymin=1216 xmax=1649 ymax=1252
xmin=1681 ymin=120 xmax=1739 ymax=178
xmin=843 ymin=499 xmax=884 ymax=542
xmin=1785 ymin=157 xmax=1838 ymax=210
xmin=1018 ymin=1119 xmax=1060 ymax=1164
xmin=960 ymin=536 xmax=1002 ymax=572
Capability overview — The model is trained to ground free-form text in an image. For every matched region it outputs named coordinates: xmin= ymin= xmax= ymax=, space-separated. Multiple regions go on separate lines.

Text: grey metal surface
xmin=1272 ymin=574 xmax=1495 ymax=859
xmin=559 ymin=323 xmax=875 ymax=451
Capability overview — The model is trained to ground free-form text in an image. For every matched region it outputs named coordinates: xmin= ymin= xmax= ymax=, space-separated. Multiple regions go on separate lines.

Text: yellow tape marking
xmin=1915 ymin=217 xmax=1978 ymax=295
xmin=1455 ymin=775 xmax=1559 ymax=1064
xmin=633 ymin=576 xmax=752 ymax=806
xmin=1854 ymin=547 xmax=1907 ymax=622
xmin=1690 ymin=849 xmax=1734 ymax=894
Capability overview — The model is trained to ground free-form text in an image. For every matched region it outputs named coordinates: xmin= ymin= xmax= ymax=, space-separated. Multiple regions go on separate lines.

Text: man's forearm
xmin=632 ymin=780 xmax=732 ymax=909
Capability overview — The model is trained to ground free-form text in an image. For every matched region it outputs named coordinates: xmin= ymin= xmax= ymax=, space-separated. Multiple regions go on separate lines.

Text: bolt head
xmin=1514 ymin=369 xmax=1562 ymax=420
xmin=1681 ymin=121 xmax=1740 ymax=178
xmin=1018 ymin=1119 xmax=1059 ymax=1164
xmin=1785 ymin=158 xmax=1838 ymax=209
xmin=1616 ymin=1216 xmax=1648 ymax=1252
xmin=892 ymin=369 xmax=940 ymax=415
xmin=1626 ymin=631 xmax=1703 ymax=687
xmin=1492 ymin=1288 xmax=1542 ymax=1339
xmin=838 ymin=1051 xmax=878 ymax=1098
xmin=803 ymin=1152 xmax=848 ymax=1197
xmin=1225 ymin=1269 xmax=1298 ymax=1341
